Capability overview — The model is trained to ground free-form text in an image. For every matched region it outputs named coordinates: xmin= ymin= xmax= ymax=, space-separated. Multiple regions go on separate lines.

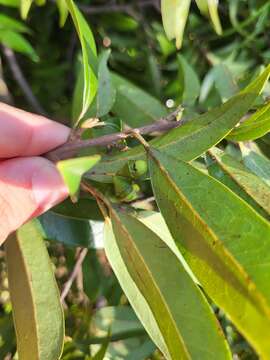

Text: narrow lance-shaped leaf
xmin=227 ymin=101 xmax=270 ymax=141
xmin=89 ymin=64 xmax=270 ymax=182
xmin=208 ymin=147 xmax=270 ymax=216
xmin=65 ymin=0 xmax=98 ymax=121
xmin=148 ymin=148 xmax=270 ymax=358
xmin=106 ymin=208 xmax=232 ymax=359
xmin=56 ymin=0 xmax=68 ymax=27
xmin=57 ymin=155 xmax=101 ymax=196
xmin=195 ymin=0 xmax=222 ymax=34
xmin=20 ymin=0 xmax=33 ymax=19
xmin=5 ymin=220 xmax=64 ymax=360
xmin=161 ymin=0 xmax=191 ymax=49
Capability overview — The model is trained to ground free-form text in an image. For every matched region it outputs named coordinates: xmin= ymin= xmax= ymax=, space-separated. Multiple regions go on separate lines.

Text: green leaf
xmin=20 ymin=0 xmax=33 ymax=19
xmin=111 ymin=73 xmax=167 ymax=127
xmin=65 ymin=0 xmax=98 ymax=121
xmin=227 ymin=102 xmax=270 ymax=141
xmin=89 ymin=65 xmax=270 ymax=182
xmin=5 ymin=220 xmax=64 ymax=360
xmin=57 ymin=155 xmax=101 ymax=196
xmin=0 ymin=14 xmax=30 ymax=33
xmin=213 ymin=64 xmax=238 ymax=102
xmin=56 ymin=0 xmax=68 ymax=27
xmin=0 ymin=30 xmax=38 ymax=61
xmin=208 ymin=147 xmax=270 ymax=216
xmin=195 ymin=0 xmax=222 ymax=34
xmin=39 ymin=212 xmax=93 ymax=248
xmin=161 ymin=0 xmax=191 ymax=49
xmin=240 ymin=142 xmax=270 ymax=187
xmin=106 ymin=209 xmax=231 ymax=359
xmin=148 ymin=148 xmax=270 ymax=357
xmin=0 ymin=0 xmax=19 ymax=6
xmin=96 ymin=50 xmax=116 ymax=118
xmin=178 ymin=54 xmax=200 ymax=105
xmin=52 ymin=197 xmax=103 ymax=221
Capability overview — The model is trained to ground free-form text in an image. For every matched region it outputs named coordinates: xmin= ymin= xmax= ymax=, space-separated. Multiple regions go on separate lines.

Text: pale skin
xmin=0 ymin=102 xmax=70 ymax=245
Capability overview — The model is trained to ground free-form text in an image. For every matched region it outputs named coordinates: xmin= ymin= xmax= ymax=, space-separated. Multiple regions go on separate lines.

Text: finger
xmin=0 ymin=102 xmax=70 ymax=158
xmin=0 ymin=157 xmax=68 ymax=245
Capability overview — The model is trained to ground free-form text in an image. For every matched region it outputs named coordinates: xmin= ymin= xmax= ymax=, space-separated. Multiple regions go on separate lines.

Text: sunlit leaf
xmin=56 ymin=0 xmax=68 ymax=27
xmin=106 ymin=209 xmax=231 ymax=359
xmin=161 ymin=0 xmax=191 ymax=49
xmin=57 ymin=155 xmax=101 ymax=196
xmin=227 ymin=102 xmax=270 ymax=141
xmin=148 ymin=148 xmax=270 ymax=357
xmin=0 ymin=30 xmax=38 ymax=61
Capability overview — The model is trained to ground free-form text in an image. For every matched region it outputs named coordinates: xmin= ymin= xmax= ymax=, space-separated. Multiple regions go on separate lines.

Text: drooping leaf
xmin=0 ymin=0 xmax=19 ymax=7
xmin=195 ymin=0 xmax=222 ymax=34
xmin=161 ymin=0 xmax=191 ymax=49
xmin=65 ymin=0 xmax=98 ymax=121
xmin=208 ymin=147 xmax=270 ymax=216
xmin=111 ymin=73 xmax=167 ymax=127
xmin=0 ymin=30 xmax=38 ymax=61
xmin=39 ymin=211 xmax=93 ymax=248
xmin=96 ymin=50 xmax=116 ymax=118
xmin=227 ymin=101 xmax=270 ymax=141
xmin=57 ymin=155 xmax=101 ymax=196
xmin=56 ymin=0 xmax=68 ymax=27
xmin=5 ymin=220 xmax=64 ymax=360
xmin=148 ymin=148 xmax=270 ymax=357
xmin=106 ymin=209 xmax=231 ymax=359
xmin=20 ymin=0 xmax=33 ymax=19
xmin=88 ymin=65 xmax=270 ymax=182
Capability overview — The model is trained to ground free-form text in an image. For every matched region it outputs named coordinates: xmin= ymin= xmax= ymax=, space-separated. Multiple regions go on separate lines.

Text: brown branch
xmin=45 ymin=108 xmax=184 ymax=161
xmin=1 ymin=46 xmax=47 ymax=116
xmin=60 ymin=248 xmax=88 ymax=303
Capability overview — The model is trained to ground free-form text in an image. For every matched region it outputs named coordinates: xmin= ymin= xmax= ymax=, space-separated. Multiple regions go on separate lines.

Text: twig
xmin=1 ymin=46 xmax=47 ymax=116
xmin=60 ymin=248 xmax=88 ymax=303
xmin=45 ymin=108 xmax=184 ymax=161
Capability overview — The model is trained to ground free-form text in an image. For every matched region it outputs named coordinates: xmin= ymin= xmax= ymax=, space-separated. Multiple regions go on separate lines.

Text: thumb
xmin=0 ymin=157 xmax=68 ymax=245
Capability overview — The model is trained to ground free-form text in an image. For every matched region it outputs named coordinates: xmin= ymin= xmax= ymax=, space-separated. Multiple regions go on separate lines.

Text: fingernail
xmin=31 ymin=163 xmax=68 ymax=214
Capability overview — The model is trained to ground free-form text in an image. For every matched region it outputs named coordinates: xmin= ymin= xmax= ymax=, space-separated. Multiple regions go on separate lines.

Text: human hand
xmin=0 ymin=103 xmax=70 ymax=245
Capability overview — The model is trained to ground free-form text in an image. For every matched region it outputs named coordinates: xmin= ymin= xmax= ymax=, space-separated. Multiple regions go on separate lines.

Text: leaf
xmin=0 ymin=30 xmax=38 ymax=61
xmin=161 ymin=0 xmax=191 ymax=49
xmin=20 ymin=0 xmax=33 ymax=19
xmin=39 ymin=211 xmax=93 ymax=248
xmin=195 ymin=0 xmax=222 ymax=34
xmin=52 ymin=197 xmax=103 ymax=221
xmin=57 ymin=155 xmax=101 ymax=196
xmin=213 ymin=64 xmax=238 ymax=102
xmin=96 ymin=50 xmax=116 ymax=118
xmin=178 ymin=54 xmax=200 ymax=105
xmin=56 ymin=0 xmax=68 ymax=27
xmin=111 ymin=73 xmax=167 ymax=127
xmin=65 ymin=0 xmax=98 ymax=121
xmin=88 ymin=65 xmax=270 ymax=182
xmin=106 ymin=209 xmax=231 ymax=359
xmin=148 ymin=148 xmax=270 ymax=357
xmin=0 ymin=0 xmax=19 ymax=6
xmin=0 ymin=14 xmax=30 ymax=33
xmin=208 ymin=147 xmax=270 ymax=216
xmin=227 ymin=101 xmax=270 ymax=141
xmin=5 ymin=220 xmax=64 ymax=360
xmin=240 ymin=142 xmax=270 ymax=187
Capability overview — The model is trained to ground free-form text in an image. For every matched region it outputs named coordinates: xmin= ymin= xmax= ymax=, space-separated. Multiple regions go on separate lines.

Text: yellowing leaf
xmin=161 ymin=0 xmax=191 ymax=49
